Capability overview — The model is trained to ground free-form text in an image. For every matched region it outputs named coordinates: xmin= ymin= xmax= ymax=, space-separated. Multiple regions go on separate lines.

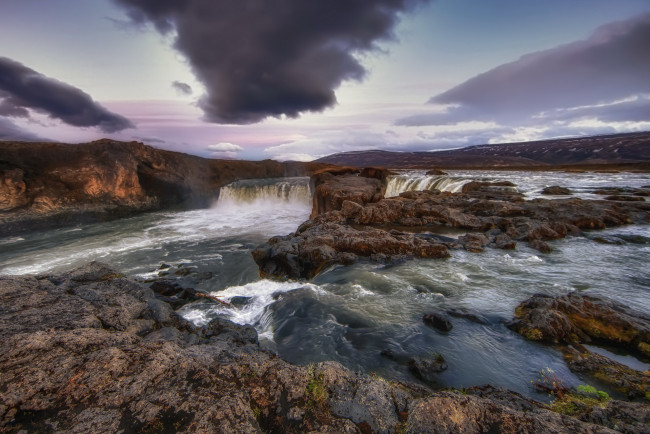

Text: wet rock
xmin=509 ymin=293 xmax=650 ymax=355
xmin=255 ymin=181 xmax=649 ymax=278
xmin=426 ymin=169 xmax=447 ymax=176
xmin=543 ymin=186 xmax=572 ymax=195
xmin=529 ymin=239 xmax=553 ymax=253
xmin=252 ymin=223 xmax=449 ymax=279
xmin=409 ymin=355 xmax=448 ymax=384
xmin=423 ymin=313 xmax=453 ymax=332
xmin=563 ymin=348 xmax=650 ymax=400
xmin=229 ymin=296 xmax=253 ymax=308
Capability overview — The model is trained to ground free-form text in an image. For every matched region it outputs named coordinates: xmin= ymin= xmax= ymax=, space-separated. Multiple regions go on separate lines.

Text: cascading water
xmin=385 ymin=173 xmax=472 ymax=197
xmin=217 ymin=177 xmax=312 ymax=205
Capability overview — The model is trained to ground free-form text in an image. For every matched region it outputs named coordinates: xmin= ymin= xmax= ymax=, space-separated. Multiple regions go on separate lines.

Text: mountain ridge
xmin=316 ymin=131 xmax=650 ymax=168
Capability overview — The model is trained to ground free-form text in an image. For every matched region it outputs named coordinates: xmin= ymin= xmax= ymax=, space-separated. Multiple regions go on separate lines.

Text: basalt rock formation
xmin=509 ymin=293 xmax=650 ymax=399
xmin=1 ymin=262 xmax=632 ymax=433
xmin=253 ymin=171 xmax=650 ymax=279
xmin=0 ymin=139 xmax=329 ymax=236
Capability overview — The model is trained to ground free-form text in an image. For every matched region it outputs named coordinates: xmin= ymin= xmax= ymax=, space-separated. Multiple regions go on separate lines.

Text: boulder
xmin=542 ymin=186 xmax=572 ymax=195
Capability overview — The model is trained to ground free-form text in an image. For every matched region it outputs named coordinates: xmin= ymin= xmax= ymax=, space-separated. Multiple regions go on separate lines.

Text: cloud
xmin=207 ymin=142 xmax=243 ymax=159
xmin=0 ymin=117 xmax=48 ymax=141
xmin=171 ymin=80 xmax=192 ymax=95
xmin=113 ymin=0 xmax=427 ymax=124
xmin=397 ymin=13 xmax=650 ymax=127
xmin=0 ymin=57 xmax=134 ymax=133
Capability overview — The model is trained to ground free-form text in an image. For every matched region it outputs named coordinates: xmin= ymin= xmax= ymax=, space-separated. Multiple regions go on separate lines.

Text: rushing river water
xmin=1 ymin=171 xmax=649 ymax=400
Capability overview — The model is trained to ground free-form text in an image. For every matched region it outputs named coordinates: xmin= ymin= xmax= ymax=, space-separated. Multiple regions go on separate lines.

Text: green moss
xmin=525 ymin=328 xmax=543 ymax=341
xmin=550 ymin=385 xmax=609 ymax=417
xmin=306 ymin=365 xmax=329 ymax=410
xmin=252 ymin=406 xmax=261 ymax=421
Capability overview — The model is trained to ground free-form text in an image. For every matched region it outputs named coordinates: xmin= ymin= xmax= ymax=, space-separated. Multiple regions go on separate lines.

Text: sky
xmin=0 ymin=0 xmax=649 ymax=161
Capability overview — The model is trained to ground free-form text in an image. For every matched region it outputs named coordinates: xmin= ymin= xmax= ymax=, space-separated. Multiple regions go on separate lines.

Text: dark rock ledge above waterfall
xmin=2 ymin=262 xmax=645 ymax=433
xmin=253 ymin=171 xmax=650 ymax=280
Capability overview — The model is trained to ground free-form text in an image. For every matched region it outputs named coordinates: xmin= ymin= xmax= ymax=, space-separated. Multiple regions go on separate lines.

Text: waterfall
xmin=385 ymin=174 xmax=471 ymax=197
xmin=217 ymin=177 xmax=312 ymax=205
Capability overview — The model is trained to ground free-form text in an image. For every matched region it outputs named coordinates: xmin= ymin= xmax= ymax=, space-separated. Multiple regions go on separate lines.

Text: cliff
xmin=0 ymin=139 xmax=321 ymax=236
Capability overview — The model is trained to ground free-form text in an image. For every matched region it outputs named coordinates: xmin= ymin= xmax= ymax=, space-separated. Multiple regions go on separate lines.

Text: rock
xmin=252 ymin=223 xmax=449 ymax=279
xmin=423 ymin=313 xmax=453 ymax=332
xmin=409 ymin=355 xmax=448 ymax=384
xmin=543 ymin=186 xmax=572 ymax=195
xmin=405 ymin=391 xmax=614 ymax=434
xmin=529 ymin=239 xmax=553 ymax=253
xmin=426 ymin=169 xmax=447 ymax=176
xmin=254 ymin=182 xmax=650 ymax=278
xmin=310 ymin=172 xmax=384 ymax=218
xmin=508 ymin=293 xmax=650 ymax=354
xmin=0 ymin=263 xmax=640 ymax=433
xmin=509 ymin=293 xmax=650 ymax=401
xmin=563 ymin=348 xmax=650 ymax=400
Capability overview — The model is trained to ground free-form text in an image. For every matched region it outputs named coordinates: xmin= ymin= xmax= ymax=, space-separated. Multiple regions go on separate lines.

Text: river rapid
xmin=1 ymin=171 xmax=649 ymax=400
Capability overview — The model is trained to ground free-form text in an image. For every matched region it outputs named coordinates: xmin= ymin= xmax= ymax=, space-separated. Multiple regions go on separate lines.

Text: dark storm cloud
xmin=397 ymin=13 xmax=650 ymax=127
xmin=0 ymin=57 xmax=134 ymax=133
xmin=113 ymin=0 xmax=427 ymax=124
xmin=171 ymin=80 xmax=192 ymax=95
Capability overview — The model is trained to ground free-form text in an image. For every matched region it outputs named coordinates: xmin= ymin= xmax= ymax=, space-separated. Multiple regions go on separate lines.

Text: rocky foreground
xmin=3 ymin=262 xmax=650 ymax=433
xmin=253 ymin=170 xmax=650 ymax=280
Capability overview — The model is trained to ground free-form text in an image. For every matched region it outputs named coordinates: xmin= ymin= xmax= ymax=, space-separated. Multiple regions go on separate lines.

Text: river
xmin=1 ymin=171 xmax=648 ymax=400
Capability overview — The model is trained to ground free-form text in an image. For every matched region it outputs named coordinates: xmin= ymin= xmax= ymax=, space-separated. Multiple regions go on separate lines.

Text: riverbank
xmin=2 ymin=262 xmax=648 ymax=433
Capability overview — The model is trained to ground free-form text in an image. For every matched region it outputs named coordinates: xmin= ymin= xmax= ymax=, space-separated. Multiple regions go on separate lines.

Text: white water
xmin=385 ymin=174 xmax=471 ymax=197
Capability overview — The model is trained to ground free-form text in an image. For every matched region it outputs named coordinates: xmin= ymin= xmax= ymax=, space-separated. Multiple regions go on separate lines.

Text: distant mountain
xmin=315 ymin=131 xmax=650 ymax=169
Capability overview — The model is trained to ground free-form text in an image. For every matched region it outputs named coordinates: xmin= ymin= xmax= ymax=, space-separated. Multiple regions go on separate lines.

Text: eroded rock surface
xmin=1 ymin=263 xmax=645 ymax=433
xmin=509 ymin=293 xmax=650 ymax=399
xmin=254 ymin=184 xmax=649 ymax=279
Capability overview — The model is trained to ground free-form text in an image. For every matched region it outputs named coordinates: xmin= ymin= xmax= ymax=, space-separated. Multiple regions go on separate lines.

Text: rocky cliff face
xmin=0 ymin=139 xmax=316 ymax=236
xmin=2 ymin=262 xmax=638 ymax=433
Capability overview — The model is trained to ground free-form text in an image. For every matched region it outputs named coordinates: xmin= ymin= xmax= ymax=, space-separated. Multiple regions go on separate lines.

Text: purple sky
xmin=1 ymin=0 xmax=649 ymax=160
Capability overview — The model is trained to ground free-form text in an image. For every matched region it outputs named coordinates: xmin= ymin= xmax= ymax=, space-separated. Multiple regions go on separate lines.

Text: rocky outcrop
xmin=508 ymin=293 xmax=650 ymax=355
xmin=254 ymin=183 xmax=650 ymax=279
xmin=509 ymin=293 xmax=650 ymax=399
xmin=543 ymin=186 xmax=572 ymax=195
xmin=252 ymin=220 xmax=450 ymax=279
xmin=0 ymin=139 xmax=322 ymax=236
xmin=1 ymin=263 xmax=636 ymax=433
xmin=310 ymin=171 xmax=385 ymax=218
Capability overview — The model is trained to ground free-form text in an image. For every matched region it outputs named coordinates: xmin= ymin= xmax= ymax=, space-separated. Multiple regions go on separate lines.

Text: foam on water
xmin=385 ymin=173 xmax=471 ymax=197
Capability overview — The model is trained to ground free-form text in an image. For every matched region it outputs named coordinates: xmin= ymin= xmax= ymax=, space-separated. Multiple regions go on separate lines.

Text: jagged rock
xmin=508 ymin=293 xmax=650 ymax=354
xmin=543 ymin=186 xmax=572 ymax=195
xmin=423 ymin=313 xmax=453 ymax=332
xmin=255 ymin=180 xmax=649 ymax=278
xmin=409 ymin=355 xmax=448 ymax=384
xmin=310 ymin=172 xmax=384 ymax=218
xmin=252 ymin=223 xmax=449 ymax=279
xmin=563 ymin=348 xmax=650 ymax=400
xmin=1 ymin=263 xmax=644 ymax=433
